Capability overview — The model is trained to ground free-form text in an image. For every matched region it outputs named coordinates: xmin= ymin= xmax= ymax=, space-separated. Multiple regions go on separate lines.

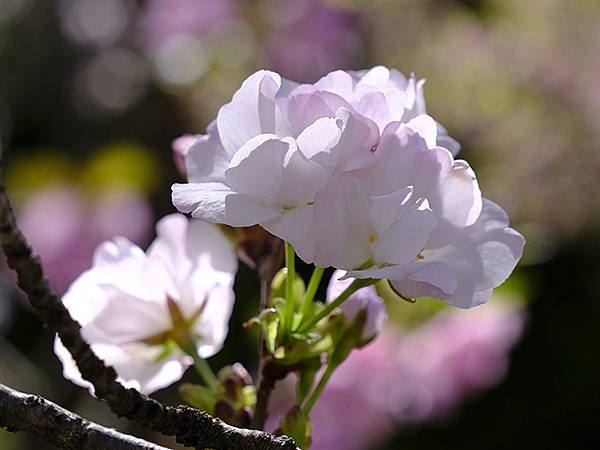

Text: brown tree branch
xmin=0 ymin=175 xmax=298 ymax=450
xmin=0 ymin=382 xmax=170 ymax=450
xmin=252 ymin=241 xmax=284 ymax=430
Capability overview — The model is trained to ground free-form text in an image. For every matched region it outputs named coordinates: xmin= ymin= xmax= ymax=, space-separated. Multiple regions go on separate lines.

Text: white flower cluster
xmin=173 ymin=67 xmax=524 ymax=309
xmin=55 ymin=214 xmax=237 ymax=394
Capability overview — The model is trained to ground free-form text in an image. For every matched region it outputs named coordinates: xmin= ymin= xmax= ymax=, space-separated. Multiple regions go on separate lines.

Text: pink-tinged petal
xmin=263 ymin=205 xmax=316 ymax=263
xmin=353 ymin=88 xmax=393 ymax=132
xmin=296 ymin=116 xmax=344 ymax=162
xmin=332 ymin=108 xmax=379 ymax=172
xmin=145 ymin=213 xmax=188 ymax=273
xmin=82 ymin=285 xmax=170 ymax=345
xmin=368 ymin=187 xmax=414 ymax=233
xmin=172 ymin=134 xmax=197 ymax=156
xmin=185 ymin=219 xmax=237 ymax=276
xmin=172 ymin=133 xmax=197 ymax=176
xmin=173 ymin=181 xmax=278 ymax=228
xmin=193 ymin=282 xmax=235 ymax=358
xmin=287 ymin=88 xmax=353 ymax=135
xmin=54 ymin=337 xmax=92 ymax=392
xmin=403 ymin=114 xmax=438 ymax=149
xmin=103 ymin=344 xmax=188 ymax=395
xmin=313 ymin=70 xmax=355 ymax=98
xmin=171 ymin=182 xmax=231 ymax=221
xmin=225 ymin=137 xmax=289 ymax=204
xmin=314 ymin=174 xmax=373 ymax=269
xmin=355 ymin=66 xmax=408 ymax=92
xmin=403 ymin=75 xmax=427 ymax=119
xmin=146 ymin=214 xmax=237 ymax=288
xmin=217 ymin=70 xmax=282 ymax=154
xmin=224 ymin=194 xmax=281 ymax=227
xmin=371 ymin=195 xmax=437 ymax=266
xmin=55 ymin=337 xmax=190 ymax=395
xmin=389 ymin=261 xmax=458 ymax=300
xmin=61 ymin=238 xmax=147 ymax=325
xmin=425 ymin=158 xmax=483 ymax=249
xmin=92 ymin=237 xmax=145 ymax=269
xmin=412 ymin=199 xmax=525 ymax=308
xmin=281 ymin=147 xmax=330 ymax=206
xmin=184 ymin=121 xmax=232 ymax=183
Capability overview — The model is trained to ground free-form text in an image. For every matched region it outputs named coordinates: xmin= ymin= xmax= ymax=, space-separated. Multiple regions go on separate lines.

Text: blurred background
xmin=0 ymin=0 xmax=599 ymax=448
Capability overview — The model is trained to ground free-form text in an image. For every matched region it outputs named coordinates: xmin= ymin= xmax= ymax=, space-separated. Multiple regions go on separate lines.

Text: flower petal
xmin=217 ymin=70 xmax=282 ymax=154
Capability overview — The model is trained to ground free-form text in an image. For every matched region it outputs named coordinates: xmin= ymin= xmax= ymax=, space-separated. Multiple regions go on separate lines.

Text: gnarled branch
xmin=0 ymin=382 xmax=170 ymax=450
xmin=0 ymin=173 xmax=298 ymax=450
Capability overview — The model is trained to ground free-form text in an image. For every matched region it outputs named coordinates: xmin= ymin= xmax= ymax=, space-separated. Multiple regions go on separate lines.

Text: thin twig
xmin=0 ymin=171 xmax=298 ymax=450
xmin=0 ymin=382 xmax=170 ymax=450
xmin=252 ymin=241 xmax=284 ymax=430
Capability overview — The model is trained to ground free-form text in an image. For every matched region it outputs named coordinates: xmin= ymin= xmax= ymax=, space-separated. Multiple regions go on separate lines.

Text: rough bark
xmin=0 ymin=383 xmax=170 ymax=450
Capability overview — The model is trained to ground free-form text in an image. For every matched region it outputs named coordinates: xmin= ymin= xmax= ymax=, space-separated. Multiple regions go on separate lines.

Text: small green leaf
xmin=261 ymin=309 xmax=280 ymax=354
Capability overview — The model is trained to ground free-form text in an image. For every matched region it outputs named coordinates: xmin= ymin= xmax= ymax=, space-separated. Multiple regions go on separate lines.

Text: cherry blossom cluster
xmin=172 ymin=67 xmax=524 ymax=309
xmin=51 ymin=67 xmax=525 ymax=448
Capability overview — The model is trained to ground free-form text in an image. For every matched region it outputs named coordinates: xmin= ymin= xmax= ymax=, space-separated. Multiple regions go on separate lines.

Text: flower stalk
xmin=284 ymin=242 xmax=296 ymax=332
xmin=297 ymin=278 xmax=375 ymax=334
xmin=296 ymin=267 xmax=325 ymax=328
xmin=176 ymin=334 xmax=219 ymax=390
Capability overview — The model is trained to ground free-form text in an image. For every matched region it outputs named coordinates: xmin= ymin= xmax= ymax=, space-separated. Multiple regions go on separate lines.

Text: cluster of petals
xmin=173 ymin=67 xmax=525 ymax=308
xmin=54 ymin=214 xmax=237 ymax=394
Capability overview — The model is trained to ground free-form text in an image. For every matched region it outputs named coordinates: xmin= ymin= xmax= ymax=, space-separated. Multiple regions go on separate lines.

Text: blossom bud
xmin=326 ymin=270 xmax=387 ymax=345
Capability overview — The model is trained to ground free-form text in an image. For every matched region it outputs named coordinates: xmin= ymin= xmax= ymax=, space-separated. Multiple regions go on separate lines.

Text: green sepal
xmin=259 ymin=307 xmax=281 ymax=355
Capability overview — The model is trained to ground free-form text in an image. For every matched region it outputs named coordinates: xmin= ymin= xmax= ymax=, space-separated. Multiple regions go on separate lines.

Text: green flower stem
xmin=297 ymin=278 xmax=374 ymax=334
xmin=284 ymin=242 xmax=296 ymax=332
xmin=296 ymin=267 xmax=325 ymax=329
xmin=302 ymin=360 xmax=337 ymax=415
xmin=177 ymin=336 xmax=219 ymax=390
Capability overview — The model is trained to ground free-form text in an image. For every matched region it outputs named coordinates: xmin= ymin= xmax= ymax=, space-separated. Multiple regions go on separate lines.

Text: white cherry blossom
xmin=171 ymin=67 xmax=523 ymax=310
xmin=54 ymin=214 xmax=237 ymax=394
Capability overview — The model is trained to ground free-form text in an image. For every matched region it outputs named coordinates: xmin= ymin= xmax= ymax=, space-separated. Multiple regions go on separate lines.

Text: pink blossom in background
xmin=138 ymin=0 xmax=235 ymax=49
xmin=263 ymin=0 xmax=361 ymax=82
xmin=268 ymin=303 xmax=525 ymax=450
xmin=16 ymin=186 xmax=153 ymax=294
